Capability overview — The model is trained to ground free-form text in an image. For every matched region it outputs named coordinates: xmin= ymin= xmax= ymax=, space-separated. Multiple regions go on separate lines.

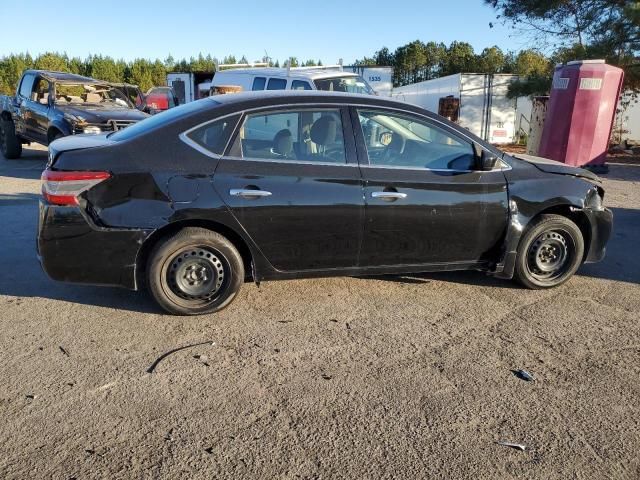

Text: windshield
xmin=314 ymin=75 xmax=374 ymax=95
xmin=54 ymin=83 xmax=133 ymax=108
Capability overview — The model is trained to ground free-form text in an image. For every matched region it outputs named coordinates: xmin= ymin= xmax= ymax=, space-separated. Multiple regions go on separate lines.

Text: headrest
xmin=273 ymin=129 xmax=293 ymax=156
xmin=310 ymin=116 xmax=337 ymax=146
xmin=387 ymin=133 xmax=406 ymax=154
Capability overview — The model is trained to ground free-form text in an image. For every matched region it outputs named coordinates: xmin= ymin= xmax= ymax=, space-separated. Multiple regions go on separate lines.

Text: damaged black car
xmin=38 ymin=91 xmax=612 ymax=315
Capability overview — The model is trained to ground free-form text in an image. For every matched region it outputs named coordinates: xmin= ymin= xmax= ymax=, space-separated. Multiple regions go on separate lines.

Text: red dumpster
xmin=538 ymin=60 xmax=624 ymax=171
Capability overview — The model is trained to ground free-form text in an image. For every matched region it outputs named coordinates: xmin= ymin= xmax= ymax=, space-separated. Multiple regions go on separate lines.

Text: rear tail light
xmin=41 ymin=169 xmax=111 ymax=206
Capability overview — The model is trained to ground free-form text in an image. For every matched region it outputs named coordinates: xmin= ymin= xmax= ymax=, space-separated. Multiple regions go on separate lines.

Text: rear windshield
xmin=110 ymin=99 xmax=220 ymax=141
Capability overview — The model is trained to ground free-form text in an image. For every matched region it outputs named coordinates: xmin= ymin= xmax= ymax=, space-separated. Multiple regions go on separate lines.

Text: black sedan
xmin=38 ymin=91 xmax=612 ymax=315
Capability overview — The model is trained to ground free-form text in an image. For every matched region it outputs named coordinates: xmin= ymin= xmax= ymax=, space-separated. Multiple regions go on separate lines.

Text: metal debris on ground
xmin=59 ymin=346 xmax=69 ymax=356
xmin=496 ymin=441 xmax=527 ymax=451
xmin=146 ymin=341 xmax=216 ymax=374
xmin=513 ymin=369 xmax=535 ymax=381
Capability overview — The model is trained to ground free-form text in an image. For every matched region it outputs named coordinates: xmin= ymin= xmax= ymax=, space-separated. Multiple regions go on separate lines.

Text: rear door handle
xmin=371 ymin=191 xmax=407 ymax=201
xmin=230 ymin=188 xmax=272 ymax=198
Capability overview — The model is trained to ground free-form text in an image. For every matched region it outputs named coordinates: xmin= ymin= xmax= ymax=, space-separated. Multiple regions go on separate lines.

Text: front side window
xmin=185 ymin=114 xmax=240 ymax=156
xmin=239 ymin=109 xmax=345 ymax=163
xmin=252 ymin=77 xmax=266 ymax=91
xmin=18 ymin=74 xmax=35 ymax=99
xmin=357 ymin=109 xmax=475 ymax=170
xmin=291 ymin=80 xmax=312 ymax=90
xmin=266 ymin=78 xmax=287 ymax=90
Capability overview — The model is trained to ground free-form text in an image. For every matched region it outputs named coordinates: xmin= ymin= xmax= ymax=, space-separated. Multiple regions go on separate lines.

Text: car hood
xmin=510 ymin=153 xmax=601 ymax=183
xmin=57 ymin=104 xmax=149 ymax=123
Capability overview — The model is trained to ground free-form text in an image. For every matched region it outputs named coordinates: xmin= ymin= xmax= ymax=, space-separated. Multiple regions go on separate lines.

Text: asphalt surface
xmin=1 ymin=144 xmax=639 ymax=479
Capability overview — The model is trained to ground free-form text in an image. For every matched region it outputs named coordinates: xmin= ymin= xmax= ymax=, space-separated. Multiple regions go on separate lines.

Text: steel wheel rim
xmin=526 ymin=230 xmax=572 ymax=281
xmin=166 ymin=246 xmax=226 ymax=302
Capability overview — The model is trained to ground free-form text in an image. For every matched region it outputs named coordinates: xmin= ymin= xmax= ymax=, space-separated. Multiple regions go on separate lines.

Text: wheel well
xmin=47 ymin=127 xmax=62 ymax=143
xmin=136 ymin=219 xmax=254 ymax=288
xmin=530 ymin=205 xmax=592 ymax=261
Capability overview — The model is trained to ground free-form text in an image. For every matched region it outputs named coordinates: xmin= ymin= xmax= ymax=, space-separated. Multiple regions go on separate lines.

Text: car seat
xmin=309 ymin=116 xmax=337 ymax=160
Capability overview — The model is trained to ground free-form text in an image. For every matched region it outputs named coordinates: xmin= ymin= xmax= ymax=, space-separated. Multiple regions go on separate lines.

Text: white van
xmin=207 ymin=65 xmax=375 ymax=95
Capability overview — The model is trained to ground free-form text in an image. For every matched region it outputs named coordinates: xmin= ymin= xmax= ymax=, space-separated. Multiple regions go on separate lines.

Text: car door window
xmin=32 ymin=78 xmax=50 ymax=104
xmin=18 ymin=74 xmax=35 ymax=99
xmin=291 ymin=80 xmax=312 ymax=90
xmin=252 ymin=77 xmax=266 ymax=91
xmin=357 ymin=109 xmax=476 ymax=171
xmin=184 ymin=114 xmax=241 ymax=156
xmin=239 ymin=109 xmax=346 ymax=163
xmin=266 ymin=78 xmax=287 ymax=90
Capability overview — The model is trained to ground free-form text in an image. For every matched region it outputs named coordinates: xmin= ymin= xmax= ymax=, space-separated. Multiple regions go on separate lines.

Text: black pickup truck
xmin=0 ymin=70 xmax=149 ymax=159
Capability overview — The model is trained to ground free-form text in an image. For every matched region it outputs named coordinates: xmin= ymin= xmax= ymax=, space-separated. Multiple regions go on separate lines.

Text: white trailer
xmin=166 ymin=72 xmax=215 ymax=105
xmin=345 ymin=66 xmax=393 ymax=96
xmin=391 ymin=73 xmax=520 ymax=144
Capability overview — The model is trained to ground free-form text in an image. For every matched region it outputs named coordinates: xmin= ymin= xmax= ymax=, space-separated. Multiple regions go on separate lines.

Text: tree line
xmin=356 ymin=1 xmax=638 ymax=96
xmin=0 ymin=53 xmax=323 ymax=95
xmin=1 ymin=0 xmax=636 ymax=98
xmin=354 ymin=42 xmax=551 ymax=88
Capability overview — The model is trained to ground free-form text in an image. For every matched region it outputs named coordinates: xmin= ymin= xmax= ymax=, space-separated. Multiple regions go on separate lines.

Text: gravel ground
xmin=1 ymin=144 xmax=639 ymax=479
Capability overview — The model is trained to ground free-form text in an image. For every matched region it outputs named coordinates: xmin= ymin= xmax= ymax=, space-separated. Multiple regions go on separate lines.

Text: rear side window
xmin=239 ymin=109 xmax=346 ymax=163
xmin=266 ymin=78 xmax=287 ymax=90
xmin=19 ymin=74 xmax=35 ymax=99
xmin=184 ymin=114 xmax=240 ymax=156
xmin=291 ymin=80 xmax=312 ymax=90
xmin=252 ymin=77 xmax=266 ymax=91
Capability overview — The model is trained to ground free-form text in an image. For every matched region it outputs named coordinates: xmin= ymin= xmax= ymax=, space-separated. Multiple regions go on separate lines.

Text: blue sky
xmin=0 ymin=0 xmax=517 ymax=64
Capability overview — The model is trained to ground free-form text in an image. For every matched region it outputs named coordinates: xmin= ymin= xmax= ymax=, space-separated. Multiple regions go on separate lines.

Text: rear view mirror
xmin=479 ymin=150 xmax=499 ymax=171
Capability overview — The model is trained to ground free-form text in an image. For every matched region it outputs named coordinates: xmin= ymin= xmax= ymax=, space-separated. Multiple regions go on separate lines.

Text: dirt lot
xmin=1 ymin=144 xmax=639 ymax=479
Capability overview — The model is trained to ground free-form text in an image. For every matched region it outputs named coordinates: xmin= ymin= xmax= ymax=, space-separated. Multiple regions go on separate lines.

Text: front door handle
xmin=371 ymin=191 xmax=407 ymax=201
xmin=230 ymin=188 xmax=272 ymax=199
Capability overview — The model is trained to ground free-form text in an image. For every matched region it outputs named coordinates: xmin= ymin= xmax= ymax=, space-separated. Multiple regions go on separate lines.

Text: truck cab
xmin=0 ymin=70 xmax=148 ymax=159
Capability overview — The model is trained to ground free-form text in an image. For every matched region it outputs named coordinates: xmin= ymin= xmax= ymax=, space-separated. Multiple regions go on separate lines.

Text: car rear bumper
xmin=37 ymin=202 xmax=151 ymax=290
xmin=583 ymin=207 xmax=613 ymax=263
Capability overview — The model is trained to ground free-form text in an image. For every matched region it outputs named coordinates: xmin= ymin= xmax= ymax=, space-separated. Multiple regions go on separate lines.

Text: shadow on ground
xmin=599 ymin=162 xmax=640 ymax=182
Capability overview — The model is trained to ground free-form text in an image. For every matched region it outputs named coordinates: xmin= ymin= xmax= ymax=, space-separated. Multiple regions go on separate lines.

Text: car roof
xmin=25 ymin=69 xmax=107 ymax=85
xmin=207 ymin=90 xmax=412 ymax=109
xmin=215 ymin=67 xmax=360 ymax=80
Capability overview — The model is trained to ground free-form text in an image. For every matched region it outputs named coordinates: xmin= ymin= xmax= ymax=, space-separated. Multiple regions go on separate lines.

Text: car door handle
xmin=371 ymin=191 xmax=407 ymax=201
xmin=230 ymin=188 xmax=272 ymax=198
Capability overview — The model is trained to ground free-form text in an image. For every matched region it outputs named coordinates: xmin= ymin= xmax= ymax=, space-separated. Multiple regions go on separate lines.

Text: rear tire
xmin=0 ymin=118 xmax=22 ymax=159
xmin=146 ymin=228 xmax=244 ymax=315
xmin=514 ymin=214 xmax=584 ymax=289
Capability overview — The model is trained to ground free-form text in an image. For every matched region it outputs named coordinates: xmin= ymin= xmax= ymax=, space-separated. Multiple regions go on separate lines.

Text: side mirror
xmin=479 ymin=150 xmax=499 ymax=171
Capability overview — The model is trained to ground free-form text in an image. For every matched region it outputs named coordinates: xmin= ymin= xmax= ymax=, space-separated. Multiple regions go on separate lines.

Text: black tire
xmin=146 ymin=228 xmax=244 ymax=315
xmin=514 ymin=214 xmax=584 ymax=289
xmin=0 ymin=118 xmax=22 ymax=159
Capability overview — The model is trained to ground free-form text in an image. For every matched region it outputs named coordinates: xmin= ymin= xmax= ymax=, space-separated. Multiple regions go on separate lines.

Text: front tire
xmin=514 ymin=214 xmax=584 ymax=289
xmin=146 ymin=228 xmax=244 ymax=315
xmin=0 ymin=118 xmax=22 ymax=159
